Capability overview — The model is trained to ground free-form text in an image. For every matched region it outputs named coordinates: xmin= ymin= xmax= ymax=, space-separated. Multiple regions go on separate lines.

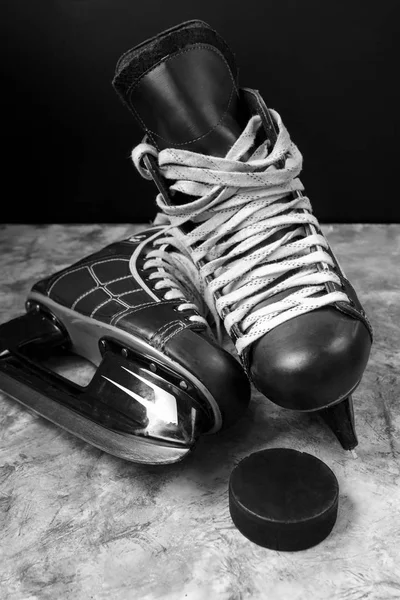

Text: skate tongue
xmin=113 ymin=20 xmax=248 ymax=158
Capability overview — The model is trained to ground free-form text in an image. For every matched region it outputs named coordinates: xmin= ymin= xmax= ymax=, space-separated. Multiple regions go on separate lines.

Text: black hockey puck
xmin=229 ymin=448 xmax=339 ymax=551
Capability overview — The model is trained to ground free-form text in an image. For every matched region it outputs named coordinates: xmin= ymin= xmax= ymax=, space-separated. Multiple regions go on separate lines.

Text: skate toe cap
xmin=249 ymin=307 xmax=372 ymax=411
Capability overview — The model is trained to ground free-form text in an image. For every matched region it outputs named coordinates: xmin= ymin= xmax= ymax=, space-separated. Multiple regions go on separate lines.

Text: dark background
xmin=2 ymin=1 xmax=398 ymax=224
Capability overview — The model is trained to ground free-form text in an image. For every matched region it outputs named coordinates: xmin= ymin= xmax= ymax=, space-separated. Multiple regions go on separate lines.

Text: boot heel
xmin=320 ymin=395 xmax=358 ymax=451
xmin=0 ymin=309 xmax=65 ymax=355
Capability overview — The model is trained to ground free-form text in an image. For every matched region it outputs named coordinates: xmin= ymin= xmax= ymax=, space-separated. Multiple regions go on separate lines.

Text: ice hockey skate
xmin=112 ymin=20 xmax=373 ymax=450
xmin=0 ymin=225 xmax=250 ymax=464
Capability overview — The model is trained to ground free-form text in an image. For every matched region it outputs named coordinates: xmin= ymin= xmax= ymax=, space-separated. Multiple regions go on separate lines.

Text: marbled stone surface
xmin=0 ymin=224 xmax=399 ymax=600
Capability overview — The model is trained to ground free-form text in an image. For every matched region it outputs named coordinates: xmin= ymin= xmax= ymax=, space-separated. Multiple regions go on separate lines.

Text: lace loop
xmin=131 ymin=143 xmax=159 ymax=180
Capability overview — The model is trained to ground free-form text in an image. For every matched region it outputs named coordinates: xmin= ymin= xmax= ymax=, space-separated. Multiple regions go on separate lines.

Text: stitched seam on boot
xmin=150 ymin=319 xmax=184 ymax=342
xmin=159 ymin=322 xmax=189 ymax=351
xmin=151 ymin=320 xmax=185 ymax=351
xmin=112 ymin=300 xmax=177 ymax=327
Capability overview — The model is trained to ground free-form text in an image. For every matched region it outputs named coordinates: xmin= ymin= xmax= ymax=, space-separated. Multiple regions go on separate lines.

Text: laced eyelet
xmin=138 ymin=156 xmax=150 ymax=174
xmin=131 ymin=145 xmax=159 ymax=180
xmin=174 ymin=303 xmax=199 ymax=315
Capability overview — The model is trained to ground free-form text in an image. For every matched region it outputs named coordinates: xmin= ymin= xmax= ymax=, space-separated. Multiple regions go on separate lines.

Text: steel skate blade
xmin=320 ymin=395 xmax=358 ymax=451
xmin=0 ymin=312 xmax=209 ymax=464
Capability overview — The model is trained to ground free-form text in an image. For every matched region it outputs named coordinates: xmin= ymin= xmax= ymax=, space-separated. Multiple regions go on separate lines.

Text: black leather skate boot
xmin=112 ymin=20 xmax=373 ymax=451
xmin=0 ymin=225 xmax=250 ymax=463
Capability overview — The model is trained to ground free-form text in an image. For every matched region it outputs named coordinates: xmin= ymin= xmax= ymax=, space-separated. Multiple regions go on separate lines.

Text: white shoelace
xmin=141 ymin=223 xmax=208 ymax=327
xmin=132 ymin=109 xmax=349 ymax=354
